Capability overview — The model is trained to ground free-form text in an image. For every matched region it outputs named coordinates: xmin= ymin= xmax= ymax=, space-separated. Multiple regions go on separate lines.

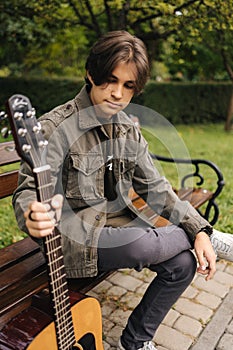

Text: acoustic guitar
xmin=6 ymin=94 xmax=104 ymax=350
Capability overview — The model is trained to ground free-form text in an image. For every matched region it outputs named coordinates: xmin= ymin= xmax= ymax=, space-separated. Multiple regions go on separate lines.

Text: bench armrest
xmin=149 ymin=152 xmax=225 ymax=225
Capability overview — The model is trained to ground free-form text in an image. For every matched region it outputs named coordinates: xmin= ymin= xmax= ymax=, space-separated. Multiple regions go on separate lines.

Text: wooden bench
xmin=0 ymin=139 xmax=225 ymax=346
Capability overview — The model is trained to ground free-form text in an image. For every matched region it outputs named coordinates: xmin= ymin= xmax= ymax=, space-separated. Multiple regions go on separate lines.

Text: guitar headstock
xmin=6 ymin=94 xmax=48 ymax=170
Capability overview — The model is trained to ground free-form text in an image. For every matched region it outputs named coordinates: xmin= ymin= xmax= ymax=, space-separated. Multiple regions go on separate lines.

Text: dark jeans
xmin=97 ymin=225 xmax=197 ymax=350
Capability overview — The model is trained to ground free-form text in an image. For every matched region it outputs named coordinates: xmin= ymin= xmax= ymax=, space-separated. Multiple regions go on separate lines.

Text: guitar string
xmin=22 ymin=114 xmax=75 ymax=349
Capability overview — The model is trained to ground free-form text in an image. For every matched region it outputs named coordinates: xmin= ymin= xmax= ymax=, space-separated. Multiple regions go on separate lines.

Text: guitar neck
xmin=34 ymin=167 xmax=76 ymax=350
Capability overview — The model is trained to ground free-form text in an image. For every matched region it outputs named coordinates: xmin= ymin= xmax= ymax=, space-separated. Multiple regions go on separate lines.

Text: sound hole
xmin=73 ymin=332 xmax=96 ymax=350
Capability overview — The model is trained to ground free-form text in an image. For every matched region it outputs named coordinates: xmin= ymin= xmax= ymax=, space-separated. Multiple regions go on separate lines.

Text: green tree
xmin=163 ymin=0 xmax=233 ymax=129
xmin=0 ymin=0 xmax=63 ymax=75
xmin=1 ymin=1 xmax=232 ymax=128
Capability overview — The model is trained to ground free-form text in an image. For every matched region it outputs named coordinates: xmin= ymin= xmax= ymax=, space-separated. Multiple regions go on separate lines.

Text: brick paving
xmin=88 ymin=259 xmax=233 ymax=350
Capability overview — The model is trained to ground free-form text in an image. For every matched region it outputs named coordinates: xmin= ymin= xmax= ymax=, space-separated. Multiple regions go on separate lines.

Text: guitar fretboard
xmin=35 ymin=168 xmax=76 ymax=350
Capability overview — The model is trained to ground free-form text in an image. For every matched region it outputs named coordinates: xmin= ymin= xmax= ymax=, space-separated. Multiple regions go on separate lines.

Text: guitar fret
xmin=57 ymin=331 xmax=76 ymax=350
xmin=53 ymin=299 xmax=70 ymax=318
xmin=51 ymin=280 xmax=68 ymax=295
xmin=56 ymin=314 xmax=74 ymax=345
xmin=47 ymin=258 xmax=64 ymax=271
xmin=53 ymin=294 xmax=70 ymax=306
xmin=57 ymin=319 xmax=74 ymax=339
xmin=49 ymin=263 xmax=65 ymax=278
xmin=54 ymin=304 xmax=71 ymax=321
xmin=50 ymin=272 xmax=67 ymax=286
xmin=37 ymin=183 xmax=53 ymax=191
xmin=46 ymin=234 xmax=61 ymax=244
xmin=51 ymin=284 xmax=68 ymax=304
xmin=51 ymin=282 xmax=68 ymax=298
xmin=55 ymin=309 xmax=72 ymax=323
xmin=35 ymin=169 xmax=53 ymax=202
xmin=46 ymin=245 xmax=62 ymax=256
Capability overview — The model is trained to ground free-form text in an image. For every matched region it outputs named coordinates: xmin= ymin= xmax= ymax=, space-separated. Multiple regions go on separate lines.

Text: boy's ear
xmin=86 ymin=71 xmax=94 ymax=85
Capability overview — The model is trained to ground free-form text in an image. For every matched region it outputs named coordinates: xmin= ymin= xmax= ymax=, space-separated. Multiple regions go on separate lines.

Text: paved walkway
xmin=88 ymin=259 xmax=233 ymax=350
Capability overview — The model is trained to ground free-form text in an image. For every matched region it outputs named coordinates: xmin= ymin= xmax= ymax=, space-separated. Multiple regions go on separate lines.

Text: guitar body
xmin=0 ymin=291 xmax=103 ymax=350
xmin=28 ymin=294 xmax=103 ymax=350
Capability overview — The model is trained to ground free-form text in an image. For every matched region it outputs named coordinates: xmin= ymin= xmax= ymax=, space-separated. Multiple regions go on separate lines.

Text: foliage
xmin=0 ymin=77 xmax=84 ymax=116
xmin=164 ymin=0 xmax=233 ymax=82
xmin=135 ymin=81 xmax=232 ymax=125
xmin=0 ymin=0 xmax=61 ymax=73
xmin=1 ymin=77 xmax=231 ymax=124
xmin=0 ymin=0 xmax=232 ymax=82
xmin=0 ymin=1 xmax=232 ymax=128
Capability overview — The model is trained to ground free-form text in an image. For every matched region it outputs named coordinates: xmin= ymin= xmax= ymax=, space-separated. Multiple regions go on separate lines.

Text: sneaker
xmin=117 ymin=338 xmax=157 ymax=350
xmin=210 ymin=229 xmax=233 ymax=262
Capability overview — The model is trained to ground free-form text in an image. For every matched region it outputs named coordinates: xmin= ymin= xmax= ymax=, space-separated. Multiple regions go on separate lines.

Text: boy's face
xmin=87 ymin=61 xmax=136 ymax=118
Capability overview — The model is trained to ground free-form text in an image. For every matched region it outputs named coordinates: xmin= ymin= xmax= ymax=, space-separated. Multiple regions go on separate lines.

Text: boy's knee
xmin=157 ymin=250 xmax=197 ymax=284
xmin=174 ymin=250 xmax=197 ymax=282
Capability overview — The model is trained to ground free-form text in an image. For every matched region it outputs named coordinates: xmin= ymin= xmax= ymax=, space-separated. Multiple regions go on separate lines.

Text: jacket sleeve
xmin=132 ymin=133 xmax=212 ymax=242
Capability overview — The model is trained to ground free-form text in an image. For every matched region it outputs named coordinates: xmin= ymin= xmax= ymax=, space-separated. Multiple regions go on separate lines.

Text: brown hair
xmin=85 ymin=31 xmax=150 ymax=95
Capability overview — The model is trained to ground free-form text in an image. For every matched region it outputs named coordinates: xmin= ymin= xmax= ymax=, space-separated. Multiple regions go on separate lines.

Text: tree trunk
xmin=224 ymin=87 xmax=233 ymax=131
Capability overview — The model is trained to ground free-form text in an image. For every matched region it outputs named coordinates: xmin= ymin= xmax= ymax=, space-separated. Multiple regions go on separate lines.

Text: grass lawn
xmin=0 ymin=123 xmax=232 ymax=248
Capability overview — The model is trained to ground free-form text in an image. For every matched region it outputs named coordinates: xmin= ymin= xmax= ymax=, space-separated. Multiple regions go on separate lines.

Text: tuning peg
xmin=14 ymin=112 xmax=23 ymax=120
xmin=18 ymin=128 xmax=27 ymax=137
xmin=0 ymin=111 xmax=7 ymax=121
xmin=1 ymin=127 xmax=11 ymax=139
xmin=26 ymin=108 xmax=36 ymax=118
xmin=22 ymin=144 xmax=31 ymax=153
xmin=38 ymin=140 xmax=48 ymax=148
xmin=33 ymin=122 xmax=42 ymax=133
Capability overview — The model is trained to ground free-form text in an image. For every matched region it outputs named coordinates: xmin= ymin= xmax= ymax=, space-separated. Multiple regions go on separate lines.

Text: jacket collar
xmin=74 ymin=85 xmax=133 ymax=134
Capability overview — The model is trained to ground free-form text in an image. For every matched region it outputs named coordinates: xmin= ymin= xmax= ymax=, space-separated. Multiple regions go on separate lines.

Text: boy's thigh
xmin=97 ymin=225 xmax=192 ymax=271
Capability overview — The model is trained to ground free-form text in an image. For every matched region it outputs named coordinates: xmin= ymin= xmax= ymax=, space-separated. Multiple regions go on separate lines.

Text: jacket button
xmin=66 ymin=104 xmax=72 ymax=110
xmin=95 ymin=215 xmax=101 ymax=221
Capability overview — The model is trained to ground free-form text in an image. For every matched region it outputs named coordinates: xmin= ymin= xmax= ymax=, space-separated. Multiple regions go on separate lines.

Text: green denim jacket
xmin=12 ymin=86 xmax=212 ymax=277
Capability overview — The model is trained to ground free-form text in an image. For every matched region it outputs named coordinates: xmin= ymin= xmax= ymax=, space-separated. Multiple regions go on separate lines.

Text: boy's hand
xmin=24 ymin=194 xmax=63 ymax=238
xmin=194 ymin=231 xmax=217 ymax=281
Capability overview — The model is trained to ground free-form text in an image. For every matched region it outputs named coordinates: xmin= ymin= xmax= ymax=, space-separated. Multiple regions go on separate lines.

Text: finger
xmin=205 ymin=258 xmax=216 ymax=281
xmin=26 ymin=216 xmax=56 ymax=238
xmin=29 ymin=227 xmax=54 ymax=238
xmin=196 ymin=251 xmax=207 ymax=272
xmin=29 ymin=201 xmax=50 ymax=213
xmin=197 ymin=265 xmax=208 ymax=274
xmin=51 ymin=194 xmax=63 ymax=222
xmin=26 ymin=210 xmax=55 ymax=223
xmin=51 ymin=194 xmax=63 ymax=209
xmin=26 ymin=218 xmax=56 ymax=230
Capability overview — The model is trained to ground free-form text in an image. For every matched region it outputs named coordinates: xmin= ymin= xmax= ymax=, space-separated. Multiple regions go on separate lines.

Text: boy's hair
xmin=85 ymin=31 xmax=150 ymax=95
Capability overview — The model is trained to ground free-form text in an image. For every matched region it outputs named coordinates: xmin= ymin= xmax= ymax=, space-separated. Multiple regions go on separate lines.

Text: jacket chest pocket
xmin=65 ymin=153 xmax=105 ymax=201
xmin=119 ymin=152 xmax=137 ymax=182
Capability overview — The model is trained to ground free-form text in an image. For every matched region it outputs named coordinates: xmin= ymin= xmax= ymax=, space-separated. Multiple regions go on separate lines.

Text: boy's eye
xmin=125 ymin=83 xmax=135 ymax=90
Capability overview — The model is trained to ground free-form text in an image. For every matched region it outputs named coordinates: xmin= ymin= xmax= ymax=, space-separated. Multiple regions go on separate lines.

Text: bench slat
xmin=0 ymin=141 xmax=20 ymax=166
xmin=0 ymin=170 xmax=18 ymax=199
xmin=177 ymin=188 xmax=212 ymax=208
xmin=0 ymin=237 xmax=41 ymax=273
